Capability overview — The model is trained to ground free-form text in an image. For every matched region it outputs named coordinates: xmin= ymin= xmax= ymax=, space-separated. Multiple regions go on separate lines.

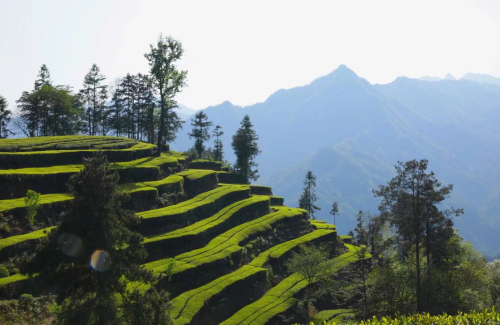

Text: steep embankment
xmin=0 ymin=135 xmax=366 ymax=324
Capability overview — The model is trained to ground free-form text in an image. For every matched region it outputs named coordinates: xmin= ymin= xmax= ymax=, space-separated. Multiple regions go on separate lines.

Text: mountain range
xmin=171 ymin=65 xmax=500 ymax=257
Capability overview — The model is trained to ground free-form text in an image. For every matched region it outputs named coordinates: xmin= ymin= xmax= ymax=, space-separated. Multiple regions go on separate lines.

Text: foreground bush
xmin=310 ymin=308 xmax=499 ymax=324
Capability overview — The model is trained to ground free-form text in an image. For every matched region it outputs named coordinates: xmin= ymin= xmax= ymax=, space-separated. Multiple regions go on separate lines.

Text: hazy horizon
xmin=2 ymin=0 xmax=500 ymax=112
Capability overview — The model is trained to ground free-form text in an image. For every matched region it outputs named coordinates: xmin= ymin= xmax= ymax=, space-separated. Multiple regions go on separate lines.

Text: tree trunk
xmin=426 ymin=219 xmax=431 ymax=311
xmin=157 ymin=90 xmax=165 ymax=156
xmin=415 ymin=232 xmax=421 ymax=312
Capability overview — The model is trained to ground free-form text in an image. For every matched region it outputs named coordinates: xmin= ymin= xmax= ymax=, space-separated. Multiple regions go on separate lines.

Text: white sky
xmin=1 ymin=0 xmax=500 ymax=111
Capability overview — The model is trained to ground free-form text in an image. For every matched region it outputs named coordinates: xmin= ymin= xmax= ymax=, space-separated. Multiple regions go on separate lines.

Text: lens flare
xmin=90 ymin=250 xmax=110 ymax=272
xmin=58 ymin=233 xmax=84 ymax=257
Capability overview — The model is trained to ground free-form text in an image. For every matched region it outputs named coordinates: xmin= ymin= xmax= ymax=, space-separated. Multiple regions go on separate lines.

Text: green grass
xmin=249 ymin=185 xmax=273 ymax=196
xmin=0 ymin=193 xmax=73 ymax=214
xmin=144 ymin=196 xmax=270 ymax=257
xmin=216 ymin=171 xmax=247 ymax=184
xmin=144 ymin=206 xmax=306 ymax=276
xmin=170 ymin=265 xmax=267 ymax=325
xmin=270 ymin=196 xmax=284 ymax=206
xmin=0 ymin=227 xmax=55 ymax=260
xmin=312 ymin=309 xmax=354 ymax=323
xmin=0 ymin=153 xmax=179 ymax=199
xmin=311 ymin=219 xmax=336 ymax=230
xmin=0 ymin=137 xmax=156 ymax=168
xmin=249 ymin=228 xmax=336 ymax=267
xmin=118 ymin=174 xmax=184 ymax=195
xmin=314 ymin=309 xmax=500 ymax=324
xmin=0 ymin=174 xmax=183 ymax=215
xmin=137 ymin=184 xmax=251 ymax=229
xmin=189 ymin=160 xmax=222 ymax=171
xmin=169 ymin=223 xmax=333 ymax=324
xmin=0 ymin=153 xmax=177 ymax=175
xmin=0 ymin=273 xmax=28 ymax=286
xmin=220 ymin=244 xmax=366 ymax=325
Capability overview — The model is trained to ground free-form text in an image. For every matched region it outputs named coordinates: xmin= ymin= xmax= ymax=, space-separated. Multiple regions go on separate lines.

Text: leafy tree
xmin=188 ymin=111 xmax=212 ymax=158
xmin=330 ymin=201 xmax=339 ymax=225
xmin=212 ymin=125 xmax=224 ymax=162
xmin=487 ymin=259 xmax=500 ymax=308
xmin=373 ymin=159 xmax=462 ymax=312
xmin=231 ymin=115 xmax=261 ymax=183
xmin=80 ymin=64 xmax=107 ymax=136
xmin=17 ymin=84 xmax=84 ymax=137
xmin=0 ymin=95 xmax=12 ymax=138
xmin=298 ymin=171 xmax=321 ymax=219
xmin=23 ymin=153 xmax=169 ymax=324
xmin=24 ymin=190 xmax=41 ymax=229
xmin=285 ymin=244 xmax=332 ymax=285
xmin=145 ymin=34 xmax=187 ymax=156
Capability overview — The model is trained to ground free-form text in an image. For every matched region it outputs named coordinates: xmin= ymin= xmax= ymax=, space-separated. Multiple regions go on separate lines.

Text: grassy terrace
xmin=0 ymin=154 xmax=179 ymax=199
xmin=0 ymin=193 xmax=73 ymax=214
xmin=0 ymin=136 xmax=156 ymax=168
xmin=0 ymin=136 xmax=138 ymax=151
xmin=249 ymin=228 xmax=336 ymax=267
xmin=144 ymin=207 xmax=306 ymax=276
xmin=312 ymin=308 xmax=355 ymax=323
xmin=169 ymin=228 xmax=338 ymax=325
xmin=189 ymin=160 xmax=222 ymax=171
xmin=176 ymin=170 xmax=218 ymax=196
xmin=144 ymin=195 xmax=270 ymax=258
xmin=0 ymin=226 xmax=55 ymax=260
xmin=311 ymin=219 xmax=336 ymax=230
xmin=220 ymin=244 xmax=367 ymax=325
xmin=137 ymin=184 xmax=251 ymax=232
xmin=171 ymin=265 xmax=267 ymax=325
xmin=0 ymin=174 xmax=184 ymax=217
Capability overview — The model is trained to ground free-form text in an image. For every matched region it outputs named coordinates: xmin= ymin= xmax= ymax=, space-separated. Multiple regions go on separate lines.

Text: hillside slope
xmin=0 ymin=135 xmax=361 ymax=325
xmin=172 ymin=66 xmax=500 ymax=255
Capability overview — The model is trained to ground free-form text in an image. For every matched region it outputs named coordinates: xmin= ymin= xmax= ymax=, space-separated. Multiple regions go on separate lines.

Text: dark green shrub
xmin=0 ymin=266 xmax=9 ymax=278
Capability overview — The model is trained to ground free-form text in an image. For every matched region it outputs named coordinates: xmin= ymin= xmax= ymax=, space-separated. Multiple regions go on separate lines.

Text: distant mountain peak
xmin=418 ymin=76 xmax=441 ymax=82
xmin=460 ymin=73 xmax=500 ymax=86
xmin=444 ymin=73 xmax=456 ymax=80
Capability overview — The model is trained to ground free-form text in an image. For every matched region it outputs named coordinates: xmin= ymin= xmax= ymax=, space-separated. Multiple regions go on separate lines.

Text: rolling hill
xmin=172 ymin=65 xmax=500 ymax=256
xmin=0 ymin=135 xmax=364 ymax=324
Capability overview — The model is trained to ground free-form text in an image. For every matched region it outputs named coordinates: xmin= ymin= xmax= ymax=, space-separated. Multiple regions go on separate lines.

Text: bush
xmin=24 ymin=190 xmax=41 ymax=228
xmin=0 ymin=266 xmax=9 ymax=278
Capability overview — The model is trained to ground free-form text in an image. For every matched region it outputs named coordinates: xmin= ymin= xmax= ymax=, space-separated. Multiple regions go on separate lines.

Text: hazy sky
xmin=1 ymin=0 xmax=500 ymax=111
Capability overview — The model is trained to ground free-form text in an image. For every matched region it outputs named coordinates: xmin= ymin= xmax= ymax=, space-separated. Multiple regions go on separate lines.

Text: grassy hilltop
xmin=0 ymin=135 xmax=367 ymax=325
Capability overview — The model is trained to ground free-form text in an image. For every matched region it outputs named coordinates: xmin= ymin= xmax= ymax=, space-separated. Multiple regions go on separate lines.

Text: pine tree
xmin=330 ymin=201 xmax=339 ymax=225
xmin=0 ymin=95 xmax=12 ymax=138
xmin=354 ymin=211 xmax=368 ymax=246
xmin=298 ymin=171 xmax=321 ymax=219
xmin=23 ymin=153 xmax=169 ymax=324
xmin=145 ymin=35 xmax=187 ymax=156
xmin=34 ymin=64 xmax=52 ymax=90
xmin=213 ymin=125 xmax=224 ymax=162
xmin=80 ymin=64 xmax=107 ymax=136
xmin=188 ymin=111 xmax=212 ymax=158
xmin=231 ymin=115 xmax=261 ymax=183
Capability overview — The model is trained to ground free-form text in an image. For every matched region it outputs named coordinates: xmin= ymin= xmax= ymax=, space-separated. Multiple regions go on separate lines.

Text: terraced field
xmin=0 ymin=136 xmax=367 ymax=324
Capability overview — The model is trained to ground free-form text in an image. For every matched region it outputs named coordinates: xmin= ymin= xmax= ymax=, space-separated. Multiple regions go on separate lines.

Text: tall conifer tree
xmin=213 ymin=125 xmax=224 ymax=162
xmin=231 ymin=115 xmax=261 ymax=183
xmin=188 ymin=111 xmax=212 ymax=158
xmin=298 ymin=170 xmax=321 ymax=219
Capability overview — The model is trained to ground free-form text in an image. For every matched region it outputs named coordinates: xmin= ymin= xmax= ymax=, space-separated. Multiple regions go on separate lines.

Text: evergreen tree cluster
xmin=10 ymin=35 xmax=187 ymax=147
